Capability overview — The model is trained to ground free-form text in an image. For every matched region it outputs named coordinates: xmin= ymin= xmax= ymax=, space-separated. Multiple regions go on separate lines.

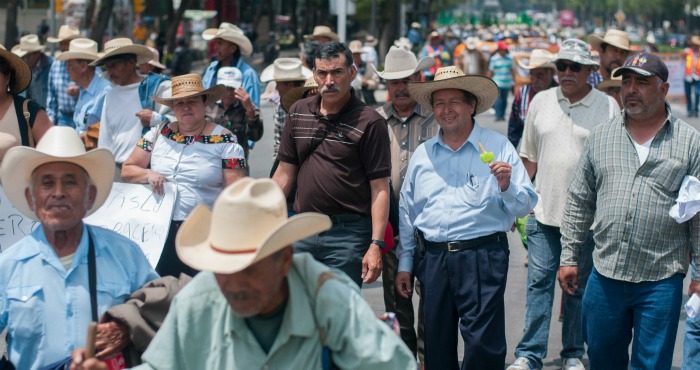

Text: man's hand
xmin=66 ymin=85 xmax=80 ymax=97
xmin=135 ymin=109 xmax=154 ymax=128
xmin=689 ymin=280 xmax=700 ymax=297
xmin=69 ymin=349 xmax=108 ymax=370
xmin=395 ymin=271 xmax=413 ymax=299
xmin=147 ymin=170 xmax=166 ymax=195
xmin=362 ymin=244 xmax=382 ymax=284
xmin=235 ymin=87 xmax=256 ymax=115
xmin=95 ymin=321 xmax=130 ymax=358
xmin=558 ymin=266 xmax=579 ymax=295
xmin=489 ymin=161 xmax=512 ymax=192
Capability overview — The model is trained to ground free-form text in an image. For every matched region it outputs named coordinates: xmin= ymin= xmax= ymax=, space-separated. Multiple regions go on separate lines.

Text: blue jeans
xmin=683 ymin=262 xmax=700 ymax=370
xmin=494 ymin=87 xmax=510 ymax=119
xmin=294 ymin=212 xmax=371 ymax=287
xmin=584 ymin=269 xmax=683 ymax=370
xmin=685 ymin=79 xmax=700 ymax=114
xmin=514 ymin=218 xmax=594 ymax=368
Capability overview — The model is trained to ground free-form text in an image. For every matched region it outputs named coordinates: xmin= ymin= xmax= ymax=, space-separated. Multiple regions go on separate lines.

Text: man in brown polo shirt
xmin=273 ymin=41 xmax=391 ymax=287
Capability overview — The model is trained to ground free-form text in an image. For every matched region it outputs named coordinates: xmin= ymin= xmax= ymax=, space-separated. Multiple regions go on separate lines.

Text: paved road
xmin=248 ymin=87 xmax=699 ymax=369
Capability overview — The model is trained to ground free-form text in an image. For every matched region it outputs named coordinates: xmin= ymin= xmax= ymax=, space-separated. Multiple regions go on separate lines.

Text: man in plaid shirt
xmin=46 ymin=25 xmax=81 ymax=127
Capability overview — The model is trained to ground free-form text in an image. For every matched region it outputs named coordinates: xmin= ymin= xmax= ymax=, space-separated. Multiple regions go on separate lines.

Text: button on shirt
xmin=561 ymin=105 xmax=700 ymax=283
xmin=398 ymin=123 xmax=538 ymax=273
xmin=0 ymin=225 xmax=158 ymax=369
xmin=74 ymin=73 xmax=112 ymax=133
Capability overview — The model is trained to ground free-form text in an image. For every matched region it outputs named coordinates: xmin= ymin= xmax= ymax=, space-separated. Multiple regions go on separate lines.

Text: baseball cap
xmin=612 ymin=52 xmax=668 ymax=82
xmin=217 ymin=67 xmax=243 ymax=89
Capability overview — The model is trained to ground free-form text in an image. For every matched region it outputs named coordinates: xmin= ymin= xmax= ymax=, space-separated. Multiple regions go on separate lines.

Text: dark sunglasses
xmin=555 ymin=61 xmax=584 ymax=73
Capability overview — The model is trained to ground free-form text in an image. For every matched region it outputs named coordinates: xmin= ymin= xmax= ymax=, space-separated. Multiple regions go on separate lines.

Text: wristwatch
xmin=371 ymin=239 xmax=385 ymax=249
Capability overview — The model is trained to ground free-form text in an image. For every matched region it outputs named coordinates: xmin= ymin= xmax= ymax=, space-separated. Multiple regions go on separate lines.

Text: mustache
xmin=559 ymin=76 xmax=577 ymax=83
xmin=394 ymin=90 xmax=410 ymax=98
xmin=321 ymin=85 xmax=339 ymax=93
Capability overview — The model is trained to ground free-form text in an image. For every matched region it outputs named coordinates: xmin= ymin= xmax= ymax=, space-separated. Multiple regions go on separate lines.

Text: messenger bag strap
xmin=87 ymin=227 xmax=98 ymax=322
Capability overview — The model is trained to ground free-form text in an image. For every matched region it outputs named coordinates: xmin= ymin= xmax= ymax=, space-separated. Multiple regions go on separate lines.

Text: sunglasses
xmin=555 ymin=61 xmax=584 ymax=73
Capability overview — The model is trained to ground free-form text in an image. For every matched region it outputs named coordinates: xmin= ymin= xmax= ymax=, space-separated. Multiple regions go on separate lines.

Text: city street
xmin=248 ymin=87 xmax=700 ymax=369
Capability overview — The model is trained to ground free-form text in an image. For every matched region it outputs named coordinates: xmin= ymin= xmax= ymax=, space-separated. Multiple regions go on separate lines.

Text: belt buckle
xmin=447 ymin=241 xmax=460 ymax=252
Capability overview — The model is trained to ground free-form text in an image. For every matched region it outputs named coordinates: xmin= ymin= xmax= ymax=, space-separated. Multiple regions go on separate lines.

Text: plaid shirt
xmin=273 ymin=102 xmax=286 ymax=159
xmin=46 ymin=60 xmax=78 ymax=125
xmin=561 ymin=105 xmax=700 ymax=282
xmin=205 ymin=102 xmax=263 ymax=157
xmin=586 ymin=70 xmax=603 ymax=89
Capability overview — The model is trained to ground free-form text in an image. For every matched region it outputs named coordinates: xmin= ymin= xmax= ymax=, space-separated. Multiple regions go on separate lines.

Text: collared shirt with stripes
xmin=46 ymin=60 xmax=78 ymax=126
xmin=561 ymin=105 xmax=700 ymax=283
xmin=273 ymin=102 xmax=286 ymax=159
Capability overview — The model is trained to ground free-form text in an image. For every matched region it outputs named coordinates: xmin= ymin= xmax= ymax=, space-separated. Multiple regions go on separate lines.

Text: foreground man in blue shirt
xmin=395 ymin=66 xmax=537 ymax=370
xmin=0 ymin=127 xmax=158 ymax=369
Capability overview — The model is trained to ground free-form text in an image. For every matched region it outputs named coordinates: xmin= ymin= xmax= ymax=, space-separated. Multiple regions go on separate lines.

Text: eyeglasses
xmin=555 ymin=61 xmax=584 ymax=73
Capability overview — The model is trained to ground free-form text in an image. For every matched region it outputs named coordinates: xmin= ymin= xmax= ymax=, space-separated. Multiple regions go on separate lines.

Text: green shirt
xmin=134 ymin=253 xmax=414 ymax=369
xmin=561 ymin=105 xmax=700 ymax=283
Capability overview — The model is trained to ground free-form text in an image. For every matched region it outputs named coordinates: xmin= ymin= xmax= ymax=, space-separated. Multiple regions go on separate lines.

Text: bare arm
xmin=272 ymin=161 xmax=298 ymax=197
xmin=223 ymin=168 xmax=245 ymax=186
xmin=31 ymin=110 xmax=53 ymax=145
xmin=121 ymin=147 xmax=166 ymax=195
xmin=362 ymin=177 xmax=390 ymax=284
xmin=521 ymin=157 xmax=537 ymax=180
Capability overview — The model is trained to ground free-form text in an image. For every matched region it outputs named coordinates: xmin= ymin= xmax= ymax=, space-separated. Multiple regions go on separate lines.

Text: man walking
xmin=488 ymin=40 xmax=515 ymax=121
xmin=46 ymin=25 xmax=81 ymax=127
xmin=587 ymin=29 xmax=630 ymax=88
xmin=683 ymin=36 xmax=700 ymax=117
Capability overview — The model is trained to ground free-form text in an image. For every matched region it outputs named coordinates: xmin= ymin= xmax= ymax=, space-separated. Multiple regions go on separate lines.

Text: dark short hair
xmin=314 ymin=41 xmax=353 ymax=68
xmin=302 ymin=41 xmax=321 ymax=69
xmin=0 ymin=57 xmax=16 ymax=91
xmin=100 ymin=53 xmax=137 ymax=66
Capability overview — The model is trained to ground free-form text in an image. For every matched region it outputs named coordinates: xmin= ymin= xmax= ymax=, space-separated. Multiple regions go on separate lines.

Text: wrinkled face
xmin=621 ymin=72 xmax=668 ymax=119
xmin=65 ymin=59 xmax=88 ymax=83
xmin=25 ymin=162 xmax=95 ymax=233
xmin=432 ymin=88 xmax=475 ymax=133
xmin=600 ymin=44 xmax=629 ymax=75
xmin=314 ymin=54 xmax=356 ymax=106
xmin=215 ymin=247 xmax=293 ymax=317
xmin=172 ymin=96 xmax=207 ymax=128
xmin=275 ymin=80 xmax=301 ymax=98
xmin=103 ymin=58 xmax=136 ymax=86
xmin=529 ymin=67 xmax=555 ymax=93
xmin=386 ymin=72 xmax=420 ymax=112
xmin=214 ymin=39 xmax=237 ymax=63
xmin=555 ymin=60 xmax=593 ymax=99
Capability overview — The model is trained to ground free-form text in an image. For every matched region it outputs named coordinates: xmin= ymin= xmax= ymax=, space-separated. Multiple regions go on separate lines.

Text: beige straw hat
xmin=0 ymin=44 xmax=31 ymax=94
xmin=517 ymin=49 xmax=556 ymax=70
xmin=11 ymin=35 xmax=46 ymax=57
xmin=304 ymin=26 xmax=340 ymax=42
xmin=56 ymin=38 xmax=101 ymax=61
xmin=145 ymin=46 xmax=167 ymax=69
xmin=369 ymin=46 xmax=434 ymax=80
xmin=408 ymin=66 xmax=498 ymax=114
xmin=152 ymin=74 xmax=225 ymax=108
xmin=90 ymin=38 xmax=153 ymax=66
xmin=47 ymin=25 xmax=82 ymax=43
xmin=588 ymin=29 xmax=630 ymax=52
xmin=202 ymin=23 xmax=253 ymax=56
xmin=597 ymin=76 xmax=622 ymax=91
xmin=281 ymin=77 xmax=319 ymax=112
xmin=260 ymin=58 xmax=312 ymax=83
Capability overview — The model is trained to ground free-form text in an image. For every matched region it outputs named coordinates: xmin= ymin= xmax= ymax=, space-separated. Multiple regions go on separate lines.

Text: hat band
xmin=210 ymin=244 xmax=257 ymax=255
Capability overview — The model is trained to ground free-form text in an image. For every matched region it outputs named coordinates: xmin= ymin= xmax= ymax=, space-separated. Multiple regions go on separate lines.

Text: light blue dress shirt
xmin=398 ymin=122 xmax=538 ymax=273
xmin=74 ymin=73 xmax=112 ymax=133
xmin=0 ymin=225 xmax=158 ymax=369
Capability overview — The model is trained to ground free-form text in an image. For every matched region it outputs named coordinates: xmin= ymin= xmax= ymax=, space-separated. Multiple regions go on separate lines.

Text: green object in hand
xmin=478 ymin=142 xmax=494 ymax=164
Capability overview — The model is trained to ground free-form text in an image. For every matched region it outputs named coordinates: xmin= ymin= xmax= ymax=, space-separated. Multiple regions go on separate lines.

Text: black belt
xmin=425 ymin=232 xmax=506 ymax=252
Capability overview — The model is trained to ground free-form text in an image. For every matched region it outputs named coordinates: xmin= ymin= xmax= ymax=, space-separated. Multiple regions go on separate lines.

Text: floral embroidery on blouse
xmin=223 ymin=158 xmax=247 ymax=169
xmin=161 ymin=125 xmax=239 ymax=145
xmin=137 ymin=137 xmax=153 ymax=152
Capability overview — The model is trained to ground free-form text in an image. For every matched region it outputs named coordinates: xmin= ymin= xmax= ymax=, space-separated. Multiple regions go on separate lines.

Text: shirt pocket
xmin=6 ymin=285 xmax=45 ymax=341
xmin=650 ymin=158 xmax=688 ymax=193
xmin=96 ymin=282 xmax=131 ymax=312
xmin=464 ymin=175 xmax=494 ymax=207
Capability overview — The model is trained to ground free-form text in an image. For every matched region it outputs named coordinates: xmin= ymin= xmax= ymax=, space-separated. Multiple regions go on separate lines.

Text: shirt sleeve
xmin=46 ymin=66 xmax=58 ymax=124
xmin=507 ymin=88 xmax=524 ymax=148
xmin=137 ymin=125 xmax=160 ymax=152
xmin=221 ymin=140 xmax=247 ymax=170
xmin=245 ymin=108 xmax=264 ymax=142
xmin=358 ymin=114 xmax=392 ymax=180
xmin=519 ymin=93 xmax=539 ymax=161
xmin=97 ymin=97 xmax=112 ymax=150
xmin=397 ymin=157 xmax=417 ymax=273
xmin=138 ymin=292 xmax=190 ymax=368
xmin=497 ymin=139 xmax=538 ymax=218
xmin=276 ymin=108 xmax=299 ymax=165
xmin=241 ymin=68 xmax=261 ymax=108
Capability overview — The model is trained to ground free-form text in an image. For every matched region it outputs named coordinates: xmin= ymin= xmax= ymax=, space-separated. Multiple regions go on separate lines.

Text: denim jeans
xmin=684 ymin=262 xmax=700 ymax=370
xmin=685 ymin=79 xmax=700 ymax=114
xmin=294 ymin=212 xmax=371 ymax=287
xmin=584 ymin=269 xmax=683 ymax=370
xmin=494 ymin=87 xmax=510 ymax=120
xmin=514 ymin=218 xmax=594 ymax=368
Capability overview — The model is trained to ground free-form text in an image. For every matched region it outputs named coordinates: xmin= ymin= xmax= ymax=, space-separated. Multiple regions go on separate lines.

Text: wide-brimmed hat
xmin=348 ymin=40 xmax=364 ymax=54
xmin=394 ymin=37 xmax=413 ymax=51
xmin=690 ymin=35 xmax=700 ymax=46
xmin=408 ymin=66 xmax=498 ymax=114
xmin=281 ymin=77 xmax=318 ymax=112
xmin=0 ymin=126 xmax=115 ymax=221
xmin=365 ymin=35 xmax=378 ymax=46
xmin=553 ymin=38 xmax=600 ymax=70
xmin=588 ymin=29 xmax=630 ymax=52
xmin=428 ymin=31 xmax=441 ymax=41
xmin=11 ymin=35 xmax=46 ymax=57
xmin=176 ymin=178 xmax=331 ymax=274
xmin=411 ymin=22 xmax=422 ymax=29
xmin=518 ymin=49 xmax=556 ymax=70
xmin=465 ymin=37 xmax=479 ymax=50
xmin=202 ymin=23 xmax=253 ymax=56
xmin=152 ymin=73 xmax=225 ymax=108
xmin=145 ymin=46 xmax=166 ymax=69
xmin=56 ymin=38 xmax=100 ymax=61
xmin=369 ymin=45 xmax=434 ymax=80
xmin=260 ymin=57 xmax=312 ymax=83
xmin=90 ymin=38 xmax=153 ymax=66
xmin=0 ymin=44 xmax=31 ymax=94
xmin=218 ymin=67 xmax=243 ymax=89
xmin=47 ymin=25 xmax=81 ymax=43
xmin=304 ymin=26 xmax=340 ymax=42
xmin=597 ymin=76 xmax=622 ymax=91
xmin=646 ymin=34 xmax=656 ymax=44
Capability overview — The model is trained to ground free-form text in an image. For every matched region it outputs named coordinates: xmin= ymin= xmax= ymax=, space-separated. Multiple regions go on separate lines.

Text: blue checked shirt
xmin=46 ymin=60 xmax=78 ymax=127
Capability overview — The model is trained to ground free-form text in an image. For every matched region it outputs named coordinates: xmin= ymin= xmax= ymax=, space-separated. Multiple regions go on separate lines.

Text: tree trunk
xmin=82 ymin=0 xmax=97 ymax=31
xmin=166 ymin=0 xmax=194 ymax=55
xmin=91 ymin=0 xmax=115 ymax=49
xmin=378 ymin=0 xmax=400 ymax=64
xmin=5 ymin=0 xmax=19 ymax=47
xmin=288 ymin=0 xmax=299 ymax=47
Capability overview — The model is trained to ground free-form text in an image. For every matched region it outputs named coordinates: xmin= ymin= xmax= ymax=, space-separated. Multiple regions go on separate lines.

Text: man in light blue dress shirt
xmin=395 ymin=66 xmax=537 ymax=370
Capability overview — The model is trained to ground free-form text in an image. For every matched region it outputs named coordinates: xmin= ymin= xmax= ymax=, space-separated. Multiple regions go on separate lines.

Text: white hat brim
xmin=89 ymin=45 xmax=154 ymax=67
xmin=408 ymin=75 xmax=499 ymax=115
xmin=56 ymin=51 xmax=99 ymax=61
xmin=517 ymin=59 xmax=556 ymax=70
xmin=202 ymin=28 xmax=253 ymax=56
xmin=371 ymin=57 xmax=435 ymax=80
xmin=260 ymin=64 xmax=313 ymax=83
xmin=588 ymin=34 xmax=630 ymax=52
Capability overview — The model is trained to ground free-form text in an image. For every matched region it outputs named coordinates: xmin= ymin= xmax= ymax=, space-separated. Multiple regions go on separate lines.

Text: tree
xmin=165 ymin=0 xmax=196 ymax=55
xmin=89 ymin=0 xmax=115 ymax=48
xmin=83 ymin=0 xmax=97 ymax=31
xmin=4 ymin=0 xmax=19 ymax=47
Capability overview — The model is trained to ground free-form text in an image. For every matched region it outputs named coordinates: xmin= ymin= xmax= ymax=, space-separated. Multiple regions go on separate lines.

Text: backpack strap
xmin=23 ymin=99 xmax=34 ymax=148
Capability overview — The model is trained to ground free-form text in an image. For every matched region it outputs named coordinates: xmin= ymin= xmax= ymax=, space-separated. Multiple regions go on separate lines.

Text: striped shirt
xmin=587 ymin=70 xmax=603 ymax=89
xmin=46 ymin=60 xmax=78 ymax=126
xmin=561 ymin=105 xmax=700 ymax=282
xmin=488 ymin=54 xmax=514 ymax=88
xmin=273 ymin=102 xmax=286 ymax=159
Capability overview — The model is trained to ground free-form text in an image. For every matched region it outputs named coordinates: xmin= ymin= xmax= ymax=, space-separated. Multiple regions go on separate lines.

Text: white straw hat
xmin=588 ymin=29 xmax=630 ymax=52
xmin=202 ymin=23 xmax=253 ymax=56
xmin=47 ymin=25 xmax=82 ymax=43
xmin=260 ymin=58 xmax=312 ymax=83
xmin=90 ymin=38 xmax=154 ymax=66
xmin=56 ymin=38 xmax=101 ymax=61
xmin=304 ymin=26 xmax=340 ymax=42
xmin=11 ymin=34 xmax=46 ymax=57
xmin=517 ymin=49 xmax=556 ymax=70
xmin=369 ymin=46 xmax=434 ymax=80
xmin=408 ymin=66 xmax=498 ymax=114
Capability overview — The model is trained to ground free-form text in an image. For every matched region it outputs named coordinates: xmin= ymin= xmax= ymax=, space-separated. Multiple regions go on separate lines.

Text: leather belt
xmin=425 ymin=232 xmax=506 ymax=252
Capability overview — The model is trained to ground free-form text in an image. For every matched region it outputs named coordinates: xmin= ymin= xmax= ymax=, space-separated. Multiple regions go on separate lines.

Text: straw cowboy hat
xmin=517 ymin=49 xmax=556 ymax=70
xmin=56 ymin=38 xmax=100 ymax=61
xmin=588 ymin=29 xmax=630 ymax=52
xmin=145 ymin=46 xmax=167 ymax=70
xmin=369 ymin=45 xmax=434 ymax=80
xmin=11 ymin=34 xmax=46 ymax=57
xmin=90 ymin=38 xmax=153 ymax=66
xmin=394 ymin=37 xmax=413 ymax=51
xmin=0 ymin=44 xmax=31 ymax=94
xmin=0 ymin=126 xmax=115 ymax=221
xmin=281 ymin=77 xmax=318 ymax=112
xmin=554 ymin=38 xmax=600 ymax=70
xmin=348 ymin=40 xmax=364 ymax=54
xmin=597 ymin=76 xmax=622 ymax=91
xmin=47 ymin=25 xmax=81 ymax=43
xmin=152 ymin=73 xmax=225 ymax=108
xmin=260 ymin=58 xmax=312 ymax=83
xmin=202 ymin=23 xmax=253 ymax=56
xmin=304 ymin=26 xmax=340 ymax=42
xmin=176 ymin=178 xmax=331 ymax=274
xmin=411 ymin=22 xmax=422 ymax=29
xmin=408 ymin=66 xmax=498 ymax=114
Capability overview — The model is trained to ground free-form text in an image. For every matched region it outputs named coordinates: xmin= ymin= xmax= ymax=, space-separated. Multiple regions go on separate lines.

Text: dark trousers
xmin=418 ymin=236 xmax=509 ymax=370
xmin=156 ymin=220 xmax=199 ymax=278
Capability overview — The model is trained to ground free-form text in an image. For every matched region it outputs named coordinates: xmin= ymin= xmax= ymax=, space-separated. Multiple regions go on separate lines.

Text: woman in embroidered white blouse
xmin=122 ymin=74 xmax=246 ymax=277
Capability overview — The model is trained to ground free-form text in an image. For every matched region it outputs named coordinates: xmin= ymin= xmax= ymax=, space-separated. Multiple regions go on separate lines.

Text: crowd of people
xmin=0 ymin=17 xmax=696 ymax=370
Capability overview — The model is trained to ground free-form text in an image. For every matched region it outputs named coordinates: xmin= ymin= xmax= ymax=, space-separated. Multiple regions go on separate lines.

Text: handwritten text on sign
xmin=0 ymin=183 xmax=175 ymax=268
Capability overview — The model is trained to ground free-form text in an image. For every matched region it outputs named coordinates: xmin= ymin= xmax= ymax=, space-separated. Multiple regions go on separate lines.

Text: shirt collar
xmin=14 ymin=224 xmax=89 ymax=267
xmin=386 ymin=102 xmax=429 ymax=125
xmin=620 ymin=101 xmax=675 ymax=131
xmin=84 ymin=74 xmax=105 ymax=95
xmin=308 ymin=88 xmax=362 ymax=120
xmin=432 ymin=120 xmax=484 ymax=153
xmin=556 ymin=85 xmax=597 ymax=107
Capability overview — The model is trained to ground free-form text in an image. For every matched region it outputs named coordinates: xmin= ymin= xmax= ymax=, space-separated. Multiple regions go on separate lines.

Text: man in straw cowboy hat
xmin=201 ymin=22 xmax=260 ymax=107
xmin=372 ymin=44 xmax=435 ymax=361
xmin=56 ymin=38 xmax=112 ymax=136
xmin=349 ymin=40 xmax=380 ymax=105
xmin=597 ymin=75 xmax=622 ymax=109
xmin=12 ymin=34 xmax=52 ymax=107
xmin=683 ymin=35 xmax=700 ymax=117
xmin=457 ymin=36 xmax=488 ymax=77
xmin=0 ymin=126 xmax=157 ymax=369
xmin=396 ymin=65 xmax=537 ymax=369
xmin=304 ymin=25 xmax=340 ymax=44
xmin=71 ymin=178 xmax=415 ymax=369
xmin=273 ymin=41 xmax=391 ymax=288
xmin=508 ymin=39 xmax=617 ymax=370
xmin=587 ymin=28 xmax=630 ymax=88
xmin=90 ymin=38 xmax=170 ymax=178
xmin=558 ymin=52 xmax=700 ymax=370
xmin=46 ymin=24 xmax=82 ymax=127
